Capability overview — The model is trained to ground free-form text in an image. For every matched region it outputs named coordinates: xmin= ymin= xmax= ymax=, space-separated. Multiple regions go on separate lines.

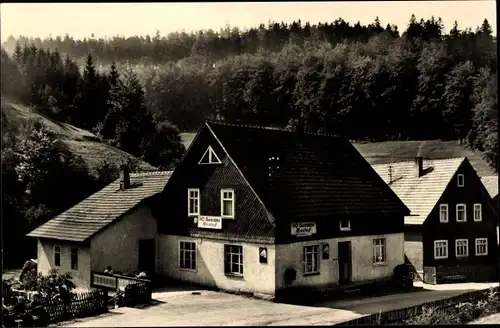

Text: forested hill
xmin=3 ymin=15 xmax=497 ymax=172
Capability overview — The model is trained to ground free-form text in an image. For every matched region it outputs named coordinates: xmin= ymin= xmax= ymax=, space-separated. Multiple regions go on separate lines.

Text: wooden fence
xmin=337 ymin=286 xmax=500 ymax=325
xmin=35 ymin=289 xmax=108 ymax=323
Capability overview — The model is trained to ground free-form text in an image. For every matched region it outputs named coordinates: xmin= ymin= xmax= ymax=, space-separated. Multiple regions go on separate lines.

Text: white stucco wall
xmin=90 ymin=206 xmax=158 ymax=275
xmin=37 ymin=239 xmax=91 ymax=288
xmin=275 ymin=233 xmax=404 ymax=290
xmin=158 ymin=235 xmax=276 ymax=295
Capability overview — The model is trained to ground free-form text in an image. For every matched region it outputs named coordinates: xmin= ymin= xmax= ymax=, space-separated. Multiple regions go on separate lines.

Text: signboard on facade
xmin=197 ymin=216 xmax=222 ymax=230
xmin=290 ymin=222 xmax=317 ymax=237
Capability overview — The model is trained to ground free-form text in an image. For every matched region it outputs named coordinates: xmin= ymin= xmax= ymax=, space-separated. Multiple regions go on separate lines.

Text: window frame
xmin=187 ymin=188 xmax=200 ymax=217
xmin=475 ymin=238 xmax=488 ymax=256
xmin=473 ymin=203 xmax=482 ymax=222
xmin=372 ymin=238 xmax=387 ymax=265
xmin=439 ymin=204 xmax=449 ymax=223
xmin=179 ymin=240 xmax=197 ymax=271
xmin=198 ymin=146 xmax=222 ymax=165
xmin=220 ymin=188 xmax=235 ymax=219
xmin=455 ymin=239 xmax=469 ymax=258
xmin=434 ymin=240 xmax=448 ymax=259
xmin=224 ymin=244 xmax=243 ymax=277
xmin=303 ymin=245 xmax=320 ymax=275
xmin=456 ymin=204 xmax=467 ymax=222
xmin=457 ymin=174 xmax=465 ymax=187
xmin=70 ymin=248 xmax=78 ymax=271
xmin=54 ymin=245 xmax=61 ymax=267
xmin=339 ymin=219 xmax=351 ymax=231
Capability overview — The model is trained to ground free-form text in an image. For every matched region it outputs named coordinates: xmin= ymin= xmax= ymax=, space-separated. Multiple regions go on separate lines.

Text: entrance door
xmin=138 ymin=239 xmax=156 ymax=275
xmin=338 ymin=241 xmax=352 ymax=285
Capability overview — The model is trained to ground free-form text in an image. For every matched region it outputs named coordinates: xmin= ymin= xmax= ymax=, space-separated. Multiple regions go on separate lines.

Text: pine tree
xmin=13 ymin=42 xmax=23 ymax=63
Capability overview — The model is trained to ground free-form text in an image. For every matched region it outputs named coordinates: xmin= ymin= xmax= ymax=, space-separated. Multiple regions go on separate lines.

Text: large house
xmin=151 ymin=121 xmax=411 ymax=298
xmin=372 ymin=157 xmax=497 ymax=284
xmin=27 ymin=170 xmax=172 ymax=287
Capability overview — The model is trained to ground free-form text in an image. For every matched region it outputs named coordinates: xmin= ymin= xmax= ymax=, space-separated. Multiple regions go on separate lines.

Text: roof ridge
xmin=131 ymin=170 xmax=173 ymax=176
xmin=373 ymin=157 xmax=466 ymax=167
xmin=206 ymin=121 xmax=341 ymax=138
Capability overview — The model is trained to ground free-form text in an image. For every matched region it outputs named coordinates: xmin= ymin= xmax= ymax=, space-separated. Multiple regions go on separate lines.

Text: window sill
xmin=474 ymin=220 xmax=482 ymax=222
xmin=476 ymin=253 xmax=488 ymax=256
xmin=225 ymin=273 xmax=244 ymax=279
xmin=221 ymin=216 xmax=234 ymax=219
xmin=373 ymin=262 xmax=387 ymax=267
xmin=340 ymin=228 xmax=351 ymax=232
xmin=179 ymin=268 xmax=197 ymax=273
xmin=188 ymin=214 xmax=199 ymax=217
xmin=303 ymin=272 xmax=320 ymax=277
xmin=434 ymin=257 xmax=448 ymax=260
xmin=456 ymin=221 xmax=467 ymax=223
xmin=439 ymin=221 xmax=449 ymax=223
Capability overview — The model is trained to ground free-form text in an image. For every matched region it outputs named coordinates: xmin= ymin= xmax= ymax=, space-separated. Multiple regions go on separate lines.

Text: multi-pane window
xmin=456 ymin=204 xmax=466 ymax=222
xmin=188 ymin=189 xmax=200 ymax=216
xmin=54 ymin=245 xmax=61 ymax=267
xmin=303 ymin=245 xmax=319 ymax=274
xmin=439 ymin=204 xmax=449 ymax=223
xmin=224 ymin=245 xmax=243 ymax=276
xmin=475 ymin=238 xmax=488 ymax=256
xmin=473 ymin=204 xmax=482 ymax=222
xmin=457 ymin=174 xmax=465 ymax=187
xmin=373 ymin=238 xmax=386 ymax=264
xmin=70 ymin=248 xmax=78 ymax=270
xmin=456 ymin=239 xmax=469 ymax=257
xmin=434 ymin=240 xmax=448 ymax=259
xmin=179 ymin=241 xmax=197 ymax=270
xmin=221 ymin=189 xmax=235 ymax=218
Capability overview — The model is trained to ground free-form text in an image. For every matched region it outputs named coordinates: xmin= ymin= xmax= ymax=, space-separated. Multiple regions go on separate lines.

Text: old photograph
xmin=1 ymin=1 xmax=498 ymax=326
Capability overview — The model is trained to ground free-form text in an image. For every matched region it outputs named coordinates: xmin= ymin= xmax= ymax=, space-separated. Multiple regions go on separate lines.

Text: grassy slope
xmin=1 ymin=98 xmax=157 ymax=172
xmin=180 ymin=132 xmax=495 ymax=177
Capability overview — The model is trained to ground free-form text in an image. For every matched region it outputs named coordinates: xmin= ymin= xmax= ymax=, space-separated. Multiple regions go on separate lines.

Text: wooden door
xmin=338 ymin=241 xmax=352 ymax=285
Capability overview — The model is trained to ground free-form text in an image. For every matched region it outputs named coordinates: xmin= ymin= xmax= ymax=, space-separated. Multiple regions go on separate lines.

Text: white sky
xmin=0 ymin=1 xmax=496 ymax=41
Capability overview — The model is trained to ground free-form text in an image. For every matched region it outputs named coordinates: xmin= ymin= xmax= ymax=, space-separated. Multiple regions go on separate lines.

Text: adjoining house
xmin=481 ymin=175 xmax=499 ymax=245
xmin=152 ymin=121 xmax=411 ymax=298
xmin=27 ymin=170 xmax=172 ymax=288
xmin=481 ymin=176 xmax=499 ymax=214
xmin=372 ymin=157 xmax=497 ymax=284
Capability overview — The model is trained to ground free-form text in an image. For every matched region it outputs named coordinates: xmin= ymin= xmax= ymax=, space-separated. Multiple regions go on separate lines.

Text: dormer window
xmin=457 ymin=174 xmax=464 ymax=187
xmin=199 ymin=146 xmax=222 ymax=165
xmin=339 ymin=219 xmax=351 ymax=231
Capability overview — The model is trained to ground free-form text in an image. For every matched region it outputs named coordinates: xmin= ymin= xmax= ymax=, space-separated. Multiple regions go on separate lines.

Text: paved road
xmin=59 ymin=282 xmax=497 ymax=327
xmin=60 ymin=290 xmax=361 ymax=327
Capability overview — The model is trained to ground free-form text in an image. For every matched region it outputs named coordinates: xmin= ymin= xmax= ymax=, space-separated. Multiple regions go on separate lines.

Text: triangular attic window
xmin=198 ymin=146 xmax=222 ymax=165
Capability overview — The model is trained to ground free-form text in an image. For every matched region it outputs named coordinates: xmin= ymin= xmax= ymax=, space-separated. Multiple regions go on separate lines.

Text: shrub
xmin=22 ymin=269 xmax=75 ymax=303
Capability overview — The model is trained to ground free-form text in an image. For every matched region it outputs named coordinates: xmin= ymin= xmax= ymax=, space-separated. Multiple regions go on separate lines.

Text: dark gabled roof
xmin=27 ymin=171 xmax=173 ymax=242
xmin=481 ymin=176 xmax=499 ymax=199
xmin=372 ymin=158 xmax=465 ymax=225
xmin=206 ymin=121 xmax=410 ymax=221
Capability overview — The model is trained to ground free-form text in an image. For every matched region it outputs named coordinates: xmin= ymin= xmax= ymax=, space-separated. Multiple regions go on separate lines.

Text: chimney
xmin=415 ymin=157 xmax=423 ymax=178
xmin=120 ymin=165 xmax=131 ymax=190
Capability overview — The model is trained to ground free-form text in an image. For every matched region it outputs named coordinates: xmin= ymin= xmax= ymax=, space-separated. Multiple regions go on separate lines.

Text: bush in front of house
xmin=403 ymin=287 xmax=500 ymax=325
xmin=22 ymin=269 xmax=75 ymax=304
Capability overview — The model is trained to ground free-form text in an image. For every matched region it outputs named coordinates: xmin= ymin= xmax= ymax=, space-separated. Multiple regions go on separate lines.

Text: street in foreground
xmin=58 ymin=282 xmax=496 ymax=327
